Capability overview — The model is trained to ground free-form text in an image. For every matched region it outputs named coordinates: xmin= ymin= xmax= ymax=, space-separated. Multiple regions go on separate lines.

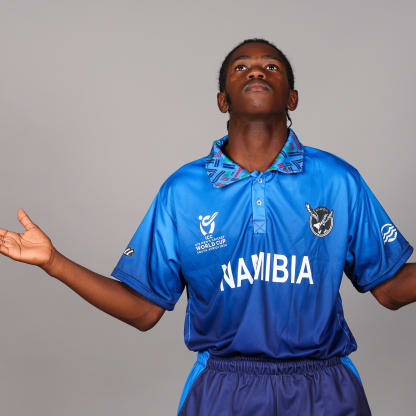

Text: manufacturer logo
xmin=123 ymin=247 xmax=135 ymax=257
xmin=381 ymin=223 xmax=397 ymax=244
xmin=195 ymin=212 xmax=227 ymax=254
xmin=306 ymin=203 xmax=334 ymax=237
xmin=198 ymin=212 xmax=219 ymax=236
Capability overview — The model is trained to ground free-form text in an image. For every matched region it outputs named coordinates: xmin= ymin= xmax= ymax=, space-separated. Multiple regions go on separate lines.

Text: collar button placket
xmin=252 ymin=175 xmax=266 ymax=234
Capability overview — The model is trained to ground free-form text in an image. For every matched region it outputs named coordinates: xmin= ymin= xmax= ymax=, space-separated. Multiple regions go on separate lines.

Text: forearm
xmin=42 ymin=249 xmax=161 ymax=330
xmin=373 ymin=263 xmax=416 ymax=310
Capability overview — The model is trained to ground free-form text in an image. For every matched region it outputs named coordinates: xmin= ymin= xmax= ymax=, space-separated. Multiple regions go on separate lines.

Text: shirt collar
xmin=205 ymin=128 xmax=304 ymax=188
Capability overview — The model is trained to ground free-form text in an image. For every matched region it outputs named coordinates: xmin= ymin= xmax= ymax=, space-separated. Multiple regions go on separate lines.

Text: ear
xmin=287 ymin=90 xmax=298 ymax=111
xmin=217 ymin=91 xmax=229 ymax=113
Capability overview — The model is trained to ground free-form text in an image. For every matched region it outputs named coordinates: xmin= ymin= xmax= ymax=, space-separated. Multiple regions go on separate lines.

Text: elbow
xmin=372 ymin=288 xmax=403 ymax=310
xmin=371 ymin=284 xmax=406 ymax=311
xmin=382 ymin=301 xmax=402 ymax=311
xmin=130 ymin=309 xmax=165 ymax=332
xmin=377 ymin=295 xmax=404 ymax=311
xmin=136 ymin=326 xmax=149 ymax=332
xmin=128 ymin=318 xmax=156 ymax=332
xmin=136 ymin=320 xmax=158 ymax=332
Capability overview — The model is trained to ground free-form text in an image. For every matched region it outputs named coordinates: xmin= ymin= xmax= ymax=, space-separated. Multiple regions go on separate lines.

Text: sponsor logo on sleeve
xmin=123 ymin=247 xmax=135 ymax=256
xmin=381 ymin=223 xmax=397 ymax=244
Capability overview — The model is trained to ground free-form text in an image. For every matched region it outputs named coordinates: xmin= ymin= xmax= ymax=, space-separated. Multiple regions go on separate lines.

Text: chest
xmin=174 ymin=174 xmax=349 ymax=294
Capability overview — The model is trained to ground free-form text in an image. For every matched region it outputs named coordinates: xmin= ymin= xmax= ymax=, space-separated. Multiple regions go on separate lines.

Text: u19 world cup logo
xmin=198 ymin=212 xmax=219 ymax=236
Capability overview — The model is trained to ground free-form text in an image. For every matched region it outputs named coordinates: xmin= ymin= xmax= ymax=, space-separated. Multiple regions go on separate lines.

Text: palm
xmin=0 ymin=209 xmax=53 ymax=267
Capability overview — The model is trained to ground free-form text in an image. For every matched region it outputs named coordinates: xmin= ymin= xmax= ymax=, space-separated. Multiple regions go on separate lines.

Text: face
xmin=217 ymin=42 xmax=298 ymax=119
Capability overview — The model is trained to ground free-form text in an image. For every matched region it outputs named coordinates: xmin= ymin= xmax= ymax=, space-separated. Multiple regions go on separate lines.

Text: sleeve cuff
xmin=111 ymin=268 xmax=175 ymax=311
xmin=356 ymin=245 xmax=414 ymax=293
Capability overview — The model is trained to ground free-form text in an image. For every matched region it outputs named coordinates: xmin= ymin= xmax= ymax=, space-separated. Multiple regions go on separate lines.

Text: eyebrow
xmin=231 ymin=54 xmax=282 ymax=63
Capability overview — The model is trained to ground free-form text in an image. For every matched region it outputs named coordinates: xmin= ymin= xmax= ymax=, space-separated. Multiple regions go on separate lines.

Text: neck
xmin=222 ymin=114 xmax=288 ymax=172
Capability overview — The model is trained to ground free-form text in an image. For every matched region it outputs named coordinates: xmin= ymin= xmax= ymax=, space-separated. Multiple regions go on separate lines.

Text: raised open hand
xmin=0 ymin=209 xmax=54 ymax=268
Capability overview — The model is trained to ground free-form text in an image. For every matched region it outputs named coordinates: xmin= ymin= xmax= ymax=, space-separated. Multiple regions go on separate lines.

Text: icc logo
xmin=198 ymin=212 xmax=219 ymax=236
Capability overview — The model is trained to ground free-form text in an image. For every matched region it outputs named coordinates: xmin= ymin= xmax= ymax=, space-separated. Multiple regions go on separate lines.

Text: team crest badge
xmin=306 ymin=203 xmax=334 ymax=237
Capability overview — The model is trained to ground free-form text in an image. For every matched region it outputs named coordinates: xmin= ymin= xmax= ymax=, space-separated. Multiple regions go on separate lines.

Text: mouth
xmin=244 ymin=80 xmax=271 ymax=93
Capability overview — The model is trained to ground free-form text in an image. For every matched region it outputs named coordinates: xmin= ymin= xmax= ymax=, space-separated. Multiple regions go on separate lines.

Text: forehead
xmin=229 ymin=42 xmax=283 ymax=63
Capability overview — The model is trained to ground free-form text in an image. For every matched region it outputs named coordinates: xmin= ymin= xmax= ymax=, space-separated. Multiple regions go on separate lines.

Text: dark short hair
xmin=218 ymin=38 xmax=295 ymax=92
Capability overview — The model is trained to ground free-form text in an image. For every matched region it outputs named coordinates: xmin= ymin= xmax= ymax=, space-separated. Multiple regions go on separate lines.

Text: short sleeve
xmin=111 ymin=191 xmax=184 ymax=311
xmin=344 ymin=173 xmax=413 ymax=293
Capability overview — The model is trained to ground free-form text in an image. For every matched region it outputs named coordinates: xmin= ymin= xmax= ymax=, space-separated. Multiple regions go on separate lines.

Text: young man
xmin=1 ymin=39 xmax=415 ymax=415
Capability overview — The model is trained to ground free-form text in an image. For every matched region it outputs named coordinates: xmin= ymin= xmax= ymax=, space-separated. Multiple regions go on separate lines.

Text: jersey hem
xmin=357 ymin=244 xmax=414 ymax=293
xmin=111 ymin=268 xmax=175 ymax=311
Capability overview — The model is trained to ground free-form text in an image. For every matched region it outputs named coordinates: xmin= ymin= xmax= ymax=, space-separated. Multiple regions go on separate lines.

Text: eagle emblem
xmin=305 ymin=203 xmax=334 ymax=237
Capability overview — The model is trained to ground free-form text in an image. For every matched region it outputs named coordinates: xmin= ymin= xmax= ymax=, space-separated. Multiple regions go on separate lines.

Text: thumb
xmin=17 ymin=208 xmax=37 ymax=231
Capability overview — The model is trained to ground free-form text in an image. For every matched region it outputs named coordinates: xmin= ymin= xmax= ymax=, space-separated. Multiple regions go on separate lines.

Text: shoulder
xmin=161 ymin=156 xmax=207 ymax=190
xmin=157 ymin=156 xmax=209 ymax=204
xmin=303 ymin=145 xmax=362 ymax=185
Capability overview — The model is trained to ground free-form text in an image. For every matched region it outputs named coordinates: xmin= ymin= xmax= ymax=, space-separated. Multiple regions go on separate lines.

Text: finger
xmin=17 ymin=208 xmax=37 ymax=231
xmin=0 ymin=227 xmax=10 ymax=237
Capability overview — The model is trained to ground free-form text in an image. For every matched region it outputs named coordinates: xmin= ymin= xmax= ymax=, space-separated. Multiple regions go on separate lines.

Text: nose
xmin=248 ymin=66 xmax=265 ymax=79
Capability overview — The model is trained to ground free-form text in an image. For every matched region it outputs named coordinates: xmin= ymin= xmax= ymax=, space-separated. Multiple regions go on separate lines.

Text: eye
xmin=235 ymin=64 xmax=247 ymax=71
xmin=266 ymin=63 xmax=279 ymax=71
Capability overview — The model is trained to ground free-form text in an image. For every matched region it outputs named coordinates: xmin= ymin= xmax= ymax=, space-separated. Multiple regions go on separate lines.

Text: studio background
xmin=1 ymin=1 xmax=415 ymax=414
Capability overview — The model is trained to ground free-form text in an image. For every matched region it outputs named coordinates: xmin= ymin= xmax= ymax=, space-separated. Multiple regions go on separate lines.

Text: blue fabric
xmin=341 ymin=355 xmax=362 ymax=383
xmin=177 ymin=351 xmax=209 ymax=415
xmin=178 ymin=355 xmax=371 ymax=415
xmin=111 ymin=129 xmax=413 ymax=358
xmin=111 ymin=192 xmax=183 ymax=311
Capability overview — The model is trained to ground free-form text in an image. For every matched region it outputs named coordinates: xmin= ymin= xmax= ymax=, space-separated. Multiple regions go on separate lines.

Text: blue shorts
xmin=177 ymin=352 xmax=371 ymax=415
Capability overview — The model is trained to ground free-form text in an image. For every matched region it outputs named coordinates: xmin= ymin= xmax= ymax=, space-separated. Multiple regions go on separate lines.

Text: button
xmin=256 ymin=199 xmax=262 ymax=206
xmin=258 ymin=177 xmax=263 ymax=184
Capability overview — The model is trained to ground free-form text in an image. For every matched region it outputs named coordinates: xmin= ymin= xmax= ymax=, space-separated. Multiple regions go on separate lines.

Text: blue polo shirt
xmin=111 ymin=129 xmax=413 ymax=359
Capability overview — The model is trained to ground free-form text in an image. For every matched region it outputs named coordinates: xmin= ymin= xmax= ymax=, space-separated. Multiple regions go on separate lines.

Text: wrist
xmin=41 ymin=246 xmax=62 ymax=277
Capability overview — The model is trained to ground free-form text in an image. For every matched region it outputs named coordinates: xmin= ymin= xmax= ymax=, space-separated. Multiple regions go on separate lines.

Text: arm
xmin=371 ymin=263 xmax=416 ymax=310
xmin=0 ymin=209 xmax=165 ymax=331
xmin=44 ymin=250 xmax=165 ymax=331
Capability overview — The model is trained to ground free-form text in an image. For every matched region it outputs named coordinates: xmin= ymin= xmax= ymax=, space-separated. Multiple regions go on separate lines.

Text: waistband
xmin=204 ymin=354 xmax=341 ymax=375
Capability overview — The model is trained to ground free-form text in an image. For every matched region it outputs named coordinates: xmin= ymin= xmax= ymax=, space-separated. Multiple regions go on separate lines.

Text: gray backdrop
xmin=1 ymin=0 xmax=415 ymax=415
